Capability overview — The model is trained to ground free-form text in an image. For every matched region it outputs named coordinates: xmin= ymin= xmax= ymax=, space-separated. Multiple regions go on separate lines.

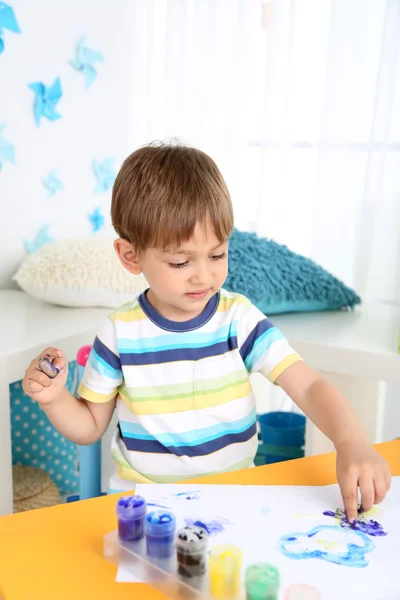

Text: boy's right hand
xmin=22 ymin=347 xmax=68 ymax=405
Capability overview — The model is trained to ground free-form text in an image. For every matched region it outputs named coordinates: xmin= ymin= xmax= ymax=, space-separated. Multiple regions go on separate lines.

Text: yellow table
xmin=0 ymin=440 xmax=399 ymax=600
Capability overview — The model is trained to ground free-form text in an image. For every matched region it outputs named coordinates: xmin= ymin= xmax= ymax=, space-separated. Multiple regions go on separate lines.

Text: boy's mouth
xmin=186 ymin=289 xmax=210 ymax=300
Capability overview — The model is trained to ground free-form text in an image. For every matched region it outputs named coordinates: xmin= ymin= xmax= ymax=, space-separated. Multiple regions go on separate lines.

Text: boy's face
xmin=115 ymin=222 xmax=229 ymax=321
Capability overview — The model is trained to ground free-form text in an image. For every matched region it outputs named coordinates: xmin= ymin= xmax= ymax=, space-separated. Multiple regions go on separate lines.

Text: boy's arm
xmin=276 ymin=361 xmax=367 ymax=448
xmin=22 ymin=346 xmax=117 ymax=445
xmin=40 ymin=388 xmax=116 ymax=446
xmin=276 ymin=361 xmax=391 ymax=520
xmin=236 ymin=300 xmax=391 ymax=521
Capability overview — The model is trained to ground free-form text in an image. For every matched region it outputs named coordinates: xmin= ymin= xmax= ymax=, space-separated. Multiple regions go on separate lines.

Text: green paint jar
xmin=245 ymin=563 xmax=279 ymax=600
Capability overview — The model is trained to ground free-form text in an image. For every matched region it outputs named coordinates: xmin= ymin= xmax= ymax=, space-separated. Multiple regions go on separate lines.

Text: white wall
xmin=1 ymin=0 xmax=135 ymax=288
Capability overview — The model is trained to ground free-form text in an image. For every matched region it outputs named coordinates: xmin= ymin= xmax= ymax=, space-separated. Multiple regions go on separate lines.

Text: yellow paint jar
xmin=209 ymin=544 xmax=242 ymax=599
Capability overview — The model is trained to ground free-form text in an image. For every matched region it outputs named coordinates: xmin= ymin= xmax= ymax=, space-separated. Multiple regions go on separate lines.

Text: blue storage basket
xmin=256 ymin=411 xmax=306 ymax=464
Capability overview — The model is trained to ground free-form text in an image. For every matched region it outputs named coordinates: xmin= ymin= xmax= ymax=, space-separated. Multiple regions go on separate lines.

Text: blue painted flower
xmin=88 ymin=207 xmax=104 ymax=232
xmin=0 ymin=124 xmax=15 ymax=171
xmin=28 ymin=78 xmax=63 ymax=126
xmin=279 ymin=525 xmax=375 ymax=568
xmin=323 ymin=508 xmax=387 ymax=537
xmin=70 ymin=38 xmax=104 ymax=88
xmin=0 ymin=2 xmax=21 ymax=55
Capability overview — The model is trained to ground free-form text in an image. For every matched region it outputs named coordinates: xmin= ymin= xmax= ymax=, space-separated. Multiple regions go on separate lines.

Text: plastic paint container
xmin=145 ymin=509 xmax=176 ymax=559
xmin=209 ymin=544 xmax=242 ymax=599
xmin=245 ymin=563 xmax=280 ymax=600
xmin=116 ymin=495 xmax=147 ymax=542
xmin=176 ymin=525 xmax=208 ymax=578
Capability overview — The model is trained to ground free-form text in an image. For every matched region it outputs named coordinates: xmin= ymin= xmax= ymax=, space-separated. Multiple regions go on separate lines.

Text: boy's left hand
xmin=336 ymin=438 xmax=391 ymax=522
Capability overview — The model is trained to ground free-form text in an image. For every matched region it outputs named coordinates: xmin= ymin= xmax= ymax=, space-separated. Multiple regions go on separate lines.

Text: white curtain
xmin=127 ymin=0 xmax=400 ymax=307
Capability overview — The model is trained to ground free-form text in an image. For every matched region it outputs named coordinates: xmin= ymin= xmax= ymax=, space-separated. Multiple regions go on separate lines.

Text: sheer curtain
xmin=128 ymin=0 xmax=400 ymax=306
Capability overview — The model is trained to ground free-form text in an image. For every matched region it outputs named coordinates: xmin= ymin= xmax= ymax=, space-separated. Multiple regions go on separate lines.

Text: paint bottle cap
xmin=145 ymin=509 xmax=176 ymax=537
xmin=116 ymin=495 xmax=147 ymax=520
xmin=176 ymin=526 xmax=208 ymax=555
xmin=284 ymin=584 xmax=322 ymax=600
xmin=245 ymin=563 xmax=279 ymax=600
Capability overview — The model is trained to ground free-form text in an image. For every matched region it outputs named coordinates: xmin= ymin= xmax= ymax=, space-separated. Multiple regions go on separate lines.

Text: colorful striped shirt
xmin=78 ymin=289 xmax=302 ymax=484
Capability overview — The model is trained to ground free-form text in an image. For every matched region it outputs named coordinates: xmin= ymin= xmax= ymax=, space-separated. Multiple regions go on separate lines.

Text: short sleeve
xmin=78 ymin=317 xmax=123 ymax=403
xmin=238 ymin=302 xmax=302 ymax=383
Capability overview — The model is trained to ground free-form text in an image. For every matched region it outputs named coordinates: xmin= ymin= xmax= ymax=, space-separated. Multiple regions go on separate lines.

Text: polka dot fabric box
xmin=10 ymin=361 xmax=79 ymax=496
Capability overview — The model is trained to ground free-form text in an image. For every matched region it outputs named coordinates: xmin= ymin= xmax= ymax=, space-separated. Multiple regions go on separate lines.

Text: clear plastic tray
xmin=104 ymin=530 xmax=222 ymax=599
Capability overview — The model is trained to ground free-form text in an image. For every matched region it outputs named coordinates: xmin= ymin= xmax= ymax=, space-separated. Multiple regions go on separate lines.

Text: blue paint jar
xmin=116 ymin=495 xmax=147 ymax=542
xmin=145 ymin=509 xmax=176 ymax=559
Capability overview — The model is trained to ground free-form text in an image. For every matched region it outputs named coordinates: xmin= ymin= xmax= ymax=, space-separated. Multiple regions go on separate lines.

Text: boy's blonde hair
xmin=111 ymin=143 xmax=234 ymax=252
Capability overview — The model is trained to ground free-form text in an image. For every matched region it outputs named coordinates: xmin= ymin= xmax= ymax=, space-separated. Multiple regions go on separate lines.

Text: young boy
xmin=22 ymin=143 xmax=391 ymax=522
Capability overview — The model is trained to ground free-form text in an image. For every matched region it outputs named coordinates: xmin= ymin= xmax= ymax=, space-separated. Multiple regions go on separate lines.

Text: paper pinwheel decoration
xmin=28 ymin=77 xmax=63 ymax=125
xmin=70 ymin=38 xmax=104 ymax=88
xmin=0 ymin=2 xmax=21 ymax=55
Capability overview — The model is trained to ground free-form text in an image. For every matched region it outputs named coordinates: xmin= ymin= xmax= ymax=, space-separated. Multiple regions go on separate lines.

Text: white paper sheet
xmin=116 ymin=477 xmax=400 ymax=599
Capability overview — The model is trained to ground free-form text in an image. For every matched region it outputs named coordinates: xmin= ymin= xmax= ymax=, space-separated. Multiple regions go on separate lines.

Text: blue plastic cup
xmin=258 ymin=412 xmax=305 ymax=448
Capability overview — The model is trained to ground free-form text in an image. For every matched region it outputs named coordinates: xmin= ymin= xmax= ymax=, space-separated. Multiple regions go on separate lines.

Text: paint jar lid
xmin=145 ymin=510 xmax=176 ymax=536
xmin=284 ymin=584 xmax=322 ymax=600
xmin=176 ymin=526 xmax=208 ymax=554
xmin=116 ymin=495 xmax=147 ymax=520
xmin=209 ymin=544 xmax=242 ymax=575
xmin=245 ymin=563 xmax=279 ymax=600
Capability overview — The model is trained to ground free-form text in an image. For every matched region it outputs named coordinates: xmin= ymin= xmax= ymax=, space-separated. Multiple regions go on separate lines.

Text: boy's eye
xmin=211 ymin=252 xmax=227 ymax=261
xmin=169 ymin=261 xmax=189 ymax=269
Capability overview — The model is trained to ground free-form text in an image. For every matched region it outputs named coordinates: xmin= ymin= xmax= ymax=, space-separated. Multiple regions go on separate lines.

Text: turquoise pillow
xmin=225 ymin=229 xmax=361 ymax=315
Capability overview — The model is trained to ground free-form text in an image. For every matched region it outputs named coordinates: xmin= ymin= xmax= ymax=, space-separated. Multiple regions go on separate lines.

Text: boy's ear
xmin=114 ymin=238 xmax=142 ymax=275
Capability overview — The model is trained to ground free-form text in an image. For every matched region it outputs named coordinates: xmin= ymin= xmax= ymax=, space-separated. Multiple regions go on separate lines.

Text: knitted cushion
xmin=225 ymin=229 xmax=361 ymax=314
xmin=13 ymin=239 xmax=148 ymax=308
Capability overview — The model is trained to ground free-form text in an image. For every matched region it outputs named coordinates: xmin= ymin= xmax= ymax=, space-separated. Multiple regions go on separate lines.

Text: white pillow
xmin=13 ymin=239 xmax=148 ymax=307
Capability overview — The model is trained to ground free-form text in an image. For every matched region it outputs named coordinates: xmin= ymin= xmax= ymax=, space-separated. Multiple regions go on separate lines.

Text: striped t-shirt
xmin=78 ymin=289 xmax=302 ymax=484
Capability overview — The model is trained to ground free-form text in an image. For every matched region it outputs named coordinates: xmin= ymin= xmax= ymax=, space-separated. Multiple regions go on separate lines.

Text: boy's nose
xmin=190 ymin=263 xmax=210 ymax=285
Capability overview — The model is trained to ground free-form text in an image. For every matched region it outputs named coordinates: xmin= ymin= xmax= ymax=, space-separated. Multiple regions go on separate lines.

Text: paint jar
xmin=245 ymin=563 xmax=279 ymax=600
xmin=176 ymin=525 xmax=208 ymax=578
xmin=209 ymin=544 xmax=242 ymax=599
xmin=116 ymin=495 xmax=147 ymax=542
xmin=284 ymin=584 xmax=322 ymax=600
xmin=145 ymin=509 xmax=176 ymax=559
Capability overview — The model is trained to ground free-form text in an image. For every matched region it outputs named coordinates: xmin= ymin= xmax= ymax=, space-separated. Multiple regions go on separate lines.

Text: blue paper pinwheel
xmin=70 ymin=38 xmax=104 ymax=88
xmin=25 ymin=223 xmax=54 ymax=253
xmin=0 ymin=2 xmax=21 ymax=55
xmin=28 ymin=77 xmax=63 ymax=126
xmin=42 ymin=170 xmax=63 ymax=198
xmin=0 ymin=124 xmax=15 ymax=171
xmin=88 ymin=207 xmax=104 ymax=232
xmin=93 ymin=157 xmax=116 ymax=193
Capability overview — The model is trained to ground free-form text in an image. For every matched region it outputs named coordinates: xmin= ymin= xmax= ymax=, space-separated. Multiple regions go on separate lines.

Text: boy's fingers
xmin=359 ymin=474 xmax=375 ymax=513
xmin=341 ymin=478 xmax=358 ymax=522
xmin=373 ymin=475 xmax=387 ymax=505
xmin=26 ymin=380 xmax=44 ymax=393
xmin=26 ymin=366 xmax=53 ymax=387
xmin=384 ymin=465 xmax=391 ymax=491
xmin=52 ymin=357 xmax=67 ymax=371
